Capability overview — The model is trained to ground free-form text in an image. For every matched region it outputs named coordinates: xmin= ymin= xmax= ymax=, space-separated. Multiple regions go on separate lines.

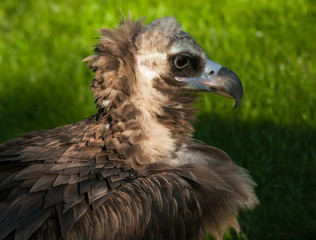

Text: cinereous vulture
xmin=0 ymin=15 xmax=258 ymax=240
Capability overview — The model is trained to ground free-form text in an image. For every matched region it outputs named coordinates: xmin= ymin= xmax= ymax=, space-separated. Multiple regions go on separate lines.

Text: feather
xmin=7 ymin=187 xmax=28 ymax=201
xmin=14 ymin=164 xmax=46 ymax=180
xmin=43 ymin=185 xmax=65 ymax=209
xmin=0 ymin=172 xmax=21 ymax=190
xmin=72 ymin=199 xmax=88 ymax=222
xmin=21 ymin=178 xmax=40 ymax=188
xmin=56 ymin=203 xmax=76 ymax=238
xmin=30 ymin=174 xmax=57 ymax=192
xmin=79 ymin=179 xmax=97 ymax=194
xmin=63 ymin=184 xmax=84 ymax=213
xmin=53 ymin=174 xmax=75 ymax=186
xmin=90 ymin=192 xmax=111 ymax=210
xmin=15 ymin=208 xmax=52 ymax=240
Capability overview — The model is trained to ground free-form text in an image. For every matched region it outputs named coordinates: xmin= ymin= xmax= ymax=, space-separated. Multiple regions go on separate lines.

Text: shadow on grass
xmin=0 ymin=87 xmax=315 ymax=239
xmin=195 ymin=113 xmax=316 ymax=240
xmin=0 ymin=77 xmax=95 ymax=143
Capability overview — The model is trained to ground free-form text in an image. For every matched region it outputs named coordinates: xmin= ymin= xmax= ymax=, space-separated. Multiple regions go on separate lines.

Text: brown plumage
xmin=0 ymin=15 xmax=258 ymax=240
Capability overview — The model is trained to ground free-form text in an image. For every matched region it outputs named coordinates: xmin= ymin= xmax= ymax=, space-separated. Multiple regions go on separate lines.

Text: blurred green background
xmin=0 ymin=0 xmax=315 ymax=239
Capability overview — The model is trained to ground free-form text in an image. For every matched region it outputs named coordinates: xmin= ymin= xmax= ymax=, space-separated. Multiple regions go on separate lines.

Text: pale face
xmin=135 ymin=32 xmax=207 ymax=93
xmin=134 ymin=17 xmax=243 ymax=107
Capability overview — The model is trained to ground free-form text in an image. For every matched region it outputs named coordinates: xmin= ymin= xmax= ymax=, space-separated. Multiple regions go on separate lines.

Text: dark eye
xmin=173 ymin=54 xmax=191 ymax=69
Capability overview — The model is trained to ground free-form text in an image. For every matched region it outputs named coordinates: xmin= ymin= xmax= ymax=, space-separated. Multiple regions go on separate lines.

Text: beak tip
xmin=233 ymin=100 xmax=240 ymax=110
xmin=233 ymin=92 xmax=243 ymax=110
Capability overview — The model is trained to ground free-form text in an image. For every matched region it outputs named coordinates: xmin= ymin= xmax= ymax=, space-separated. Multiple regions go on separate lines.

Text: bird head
xmin=85 ymin=15 xmax=243 ymax=110
xmin=134 ymin=17 xmax=243 ymax=109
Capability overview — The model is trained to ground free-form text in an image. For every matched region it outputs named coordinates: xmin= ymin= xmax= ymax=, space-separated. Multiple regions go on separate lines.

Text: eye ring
xmin=173 ymin=54 xmax=191 ymax=69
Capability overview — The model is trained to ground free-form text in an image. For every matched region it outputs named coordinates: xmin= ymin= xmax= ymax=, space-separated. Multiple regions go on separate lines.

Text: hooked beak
xmin=175 ymin=59 xmax=243 ymax=109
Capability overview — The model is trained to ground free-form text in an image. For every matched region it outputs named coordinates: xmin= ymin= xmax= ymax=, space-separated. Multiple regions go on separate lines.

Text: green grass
xmin=0 ymin=0 xmax=315 ymax=239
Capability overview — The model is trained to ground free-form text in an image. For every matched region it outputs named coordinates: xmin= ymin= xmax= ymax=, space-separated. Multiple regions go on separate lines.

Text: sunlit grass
xmin=0 ymin=0 xmax=315 ymax=239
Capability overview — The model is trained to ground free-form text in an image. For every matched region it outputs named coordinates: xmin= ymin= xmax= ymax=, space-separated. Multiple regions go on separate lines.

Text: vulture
xmin=0 ymin=15 xmax=258 ymax=240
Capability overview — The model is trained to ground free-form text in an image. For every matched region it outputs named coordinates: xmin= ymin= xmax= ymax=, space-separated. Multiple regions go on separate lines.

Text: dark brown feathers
xmin=84 ymin=15 xmax=142 ymax=110
xmin=0 ymin=15 xmax=258 ymax=240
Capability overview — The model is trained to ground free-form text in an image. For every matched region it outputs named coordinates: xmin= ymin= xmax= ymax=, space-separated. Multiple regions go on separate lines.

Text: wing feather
xmin=0 ymin=118 xmax=138 ymax=239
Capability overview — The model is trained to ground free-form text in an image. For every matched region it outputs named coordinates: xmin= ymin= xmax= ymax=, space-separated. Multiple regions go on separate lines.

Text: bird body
xmin=0 ymin=16 xmax=258 ymax=240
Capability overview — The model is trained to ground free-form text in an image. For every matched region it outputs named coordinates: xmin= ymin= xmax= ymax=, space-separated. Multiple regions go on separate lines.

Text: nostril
xmin=209 ymin=70 xmax=215 ymax=75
